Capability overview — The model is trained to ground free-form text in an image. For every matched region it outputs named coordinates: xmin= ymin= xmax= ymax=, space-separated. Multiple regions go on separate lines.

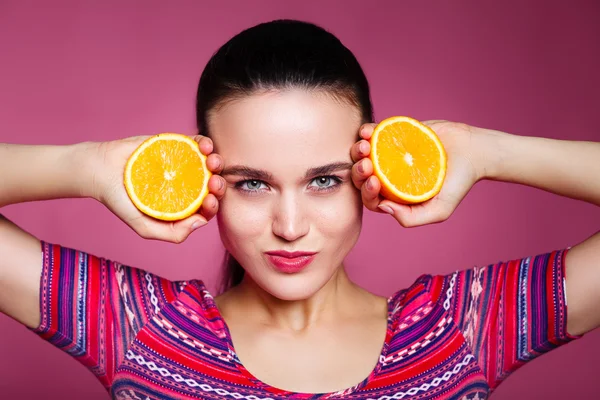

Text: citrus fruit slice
xmin=124 ymin=133 xmax=211 ymax=221
xmin=369 ymin=116 xmax=447 ymax=204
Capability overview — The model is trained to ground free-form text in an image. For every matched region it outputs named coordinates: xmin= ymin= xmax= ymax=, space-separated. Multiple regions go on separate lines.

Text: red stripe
xmin=136 ymin=328 xmax=254 ymax=386
xmin=48 ymin=245 xmax=61 ymax=338
xmin=502 ymin=261 xmax=517 ymax=376
xmin=372 ymin=329 xmax=465 ymax=387
xmin=545 ymin=251 xmax=559 ymax=344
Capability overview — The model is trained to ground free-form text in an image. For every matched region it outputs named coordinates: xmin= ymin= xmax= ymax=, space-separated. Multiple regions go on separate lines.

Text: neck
xmin=217 ymin=267 xmax=365 ymax=332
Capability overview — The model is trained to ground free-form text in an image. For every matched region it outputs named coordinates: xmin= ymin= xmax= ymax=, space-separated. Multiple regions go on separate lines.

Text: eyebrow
xmin=304 ymin=162 xmax=354 ymax=178
xmin=221 ymin=166 xmax=273 ymax=181
xmin=221 ymin=161 xmax=353 ymax=181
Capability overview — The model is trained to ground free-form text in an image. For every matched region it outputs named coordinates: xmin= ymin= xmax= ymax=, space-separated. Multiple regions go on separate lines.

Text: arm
xmin=0 ymin=142 xmax=98 ymax=208
xmin=0 ymin=138 xmax=224 ymax=329
xmin=478 ymin=128 xmax=600 ymax=336
xmin=351 ymin=122 xmax=599 ymax=336
xmin=481 ymin=129 xmax=600 ymax=206
xmin=0 ymin=143 xmax=96 ymax=328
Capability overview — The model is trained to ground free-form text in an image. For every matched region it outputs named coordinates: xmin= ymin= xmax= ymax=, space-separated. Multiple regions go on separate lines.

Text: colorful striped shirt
xmin=32 ymin=241 xmax=580 ymax=399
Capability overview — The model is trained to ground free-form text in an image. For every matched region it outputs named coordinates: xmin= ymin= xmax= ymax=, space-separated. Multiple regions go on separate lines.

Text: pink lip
xmin=265 ymin=251 xmax=317 ymax=273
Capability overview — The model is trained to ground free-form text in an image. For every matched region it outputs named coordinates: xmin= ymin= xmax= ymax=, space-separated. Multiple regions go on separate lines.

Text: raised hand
xmin=92 ymin=135 xmax=226 ymax=243
xmin=351 ymin=120 xmax=484 ymax=227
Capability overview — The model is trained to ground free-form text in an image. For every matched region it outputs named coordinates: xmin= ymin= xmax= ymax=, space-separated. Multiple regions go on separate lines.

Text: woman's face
xmin=210 ymin=89 xmax=363 ymax=301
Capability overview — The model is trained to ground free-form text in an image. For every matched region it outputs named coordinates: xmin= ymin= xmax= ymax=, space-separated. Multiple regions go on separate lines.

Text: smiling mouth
xmin=264 ymin=251 xmax=317 ymax=273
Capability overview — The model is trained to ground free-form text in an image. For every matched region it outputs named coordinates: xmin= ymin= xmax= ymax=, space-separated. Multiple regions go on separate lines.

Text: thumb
xmin=136 ymin=215 xmax=208 ymax=243
xmin=379 ymin=199 xmax=450 ymax=228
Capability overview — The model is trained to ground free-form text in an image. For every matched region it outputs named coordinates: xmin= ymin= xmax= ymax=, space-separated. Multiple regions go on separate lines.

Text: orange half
xmin=124 ymin=133 xmax=211 ymax=221
xmin=369 ymin=116 xmax=447 ymax=204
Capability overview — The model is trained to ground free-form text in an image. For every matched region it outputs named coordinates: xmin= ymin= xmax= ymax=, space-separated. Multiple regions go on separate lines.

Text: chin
xmin=250 ymin=271 xmax=333 ymax=301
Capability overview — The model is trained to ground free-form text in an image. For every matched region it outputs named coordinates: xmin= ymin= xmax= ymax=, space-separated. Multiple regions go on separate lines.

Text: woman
xmin=0 ymin=19 xmax=598 ymax=400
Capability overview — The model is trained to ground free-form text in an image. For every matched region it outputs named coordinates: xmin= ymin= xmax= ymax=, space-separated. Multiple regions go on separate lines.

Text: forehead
xmin=208 ymin=89 xmax=361 ymax=170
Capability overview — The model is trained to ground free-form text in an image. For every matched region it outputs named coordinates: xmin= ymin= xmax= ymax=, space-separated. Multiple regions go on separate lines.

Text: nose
xmin=271 ymin=192 xmax=310 ymax=242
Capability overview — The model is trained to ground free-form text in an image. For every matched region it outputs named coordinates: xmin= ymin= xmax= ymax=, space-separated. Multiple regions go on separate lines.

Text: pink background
xmin=1 ymin=1 xmax=599 ymax=398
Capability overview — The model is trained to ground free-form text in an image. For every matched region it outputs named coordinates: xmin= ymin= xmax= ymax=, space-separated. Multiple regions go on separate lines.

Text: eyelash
xmin=234 ymin=176 xmax=343 ymax=195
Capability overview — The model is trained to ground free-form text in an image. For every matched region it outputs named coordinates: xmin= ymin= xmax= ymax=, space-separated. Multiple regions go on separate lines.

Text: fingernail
xmin=357 ymin=161 xmax=364 ymax=174
xmin=359 ymin=142 xmax=367 ymax=154
xmin=191 ymin=220 xmax=207 ymax=230
xmin=378 ymin=205 xmax=394 ymax=215
xmin=366 ymin=176 xmax=373 ymax=190
xmin=219 ymin=178 xmax=224 ymax=190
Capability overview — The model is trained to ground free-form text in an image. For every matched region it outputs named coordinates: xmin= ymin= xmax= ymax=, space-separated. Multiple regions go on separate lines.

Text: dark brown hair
xmin=195 ymin=19 xmax=373 ymax=293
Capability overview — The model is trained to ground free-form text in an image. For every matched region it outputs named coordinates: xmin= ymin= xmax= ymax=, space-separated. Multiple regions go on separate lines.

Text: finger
xmin=208 ymin=175 xmax=226 ymax=199
xmin=350 ymin=140 xmax=371 ymax=163
xmin=135 ymin=215 xmax=207 ymax=244
xmin=351 ymin=158 xmax=373 ymax=189
xmin=379 ymin=198 xmax=450 ymax=228
xmin=199 ymin=193 xmax=219 ymax=221
xmin=359 ymin=123 xmax=377 ymax=140
xmin=194 ymin=135 xmax=214 ymax=156
xmin=361 ymin=175 xmax=381 ymax=211
xmin=206 ymin=153 xmax=223 ymax=174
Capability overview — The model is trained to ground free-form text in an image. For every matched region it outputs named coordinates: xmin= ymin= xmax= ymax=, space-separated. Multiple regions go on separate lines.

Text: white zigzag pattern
xmin=125 ymin=350 xmax=275 ymax=400
xmin=152 ymin=315 xmax=233 ymax=363
xmin=126 ymin=350 xmax=474 ymax=400
xmin=145 ymin=273 xmax=161 ymax=314
xmin=369 ymin=354 xmax=475 ymax=400
xmin=443 ymin=272 xmax=457 ymax=311
xmin=380 ymin=316 xmax=452 ymax=366
xmin=114 ymin=389 xmax=152 ymax=400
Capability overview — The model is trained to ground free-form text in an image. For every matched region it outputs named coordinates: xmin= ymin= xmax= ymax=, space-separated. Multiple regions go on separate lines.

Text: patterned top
xmin=32 ymin=241 xmax=580 ymax=399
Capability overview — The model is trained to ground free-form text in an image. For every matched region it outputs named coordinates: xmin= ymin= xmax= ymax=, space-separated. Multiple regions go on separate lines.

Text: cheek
xmin=217 ymin=185 xmax=363 ymax=256
xmin=313 ymin=186 xmax=363 ymax=240
xmin=217 ymin=195 xmax=269 ymax=251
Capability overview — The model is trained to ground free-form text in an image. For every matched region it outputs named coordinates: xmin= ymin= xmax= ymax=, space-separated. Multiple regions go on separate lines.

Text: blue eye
xmin=308 ymin=176 xmax=342 ymax=191
xmin=235 ymin=176 xmax=342 ymax=195
xmin=238 ymin=180 xmax=267 ymax=191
